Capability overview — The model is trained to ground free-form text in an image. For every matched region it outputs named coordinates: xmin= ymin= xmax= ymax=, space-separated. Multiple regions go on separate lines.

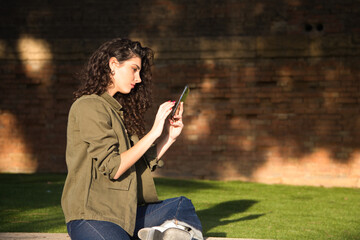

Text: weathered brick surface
xmin=0 ymin=0 xmax=359 ymax=187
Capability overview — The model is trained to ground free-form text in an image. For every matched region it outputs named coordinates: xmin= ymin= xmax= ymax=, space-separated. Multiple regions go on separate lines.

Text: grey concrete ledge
xmin=0 ymin=233 xmax=70 ymax=240
xmin=0 ymin=232 xmax=268 ymax=240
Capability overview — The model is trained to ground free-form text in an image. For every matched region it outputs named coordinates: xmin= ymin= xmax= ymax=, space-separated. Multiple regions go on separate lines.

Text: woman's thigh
xmin=135 ymin=196 xmax=202 ymax=231
xmin=67 ymin=219 xmax=131 ymax=240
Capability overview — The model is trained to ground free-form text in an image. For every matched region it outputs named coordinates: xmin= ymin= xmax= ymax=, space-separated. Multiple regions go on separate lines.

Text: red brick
xmin=0 ymin=0 xmax=359 ymax=187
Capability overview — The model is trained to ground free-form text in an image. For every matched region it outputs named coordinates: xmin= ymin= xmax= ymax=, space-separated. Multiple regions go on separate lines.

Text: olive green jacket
xmin=61 ymin=93 xmax=163 ymax=236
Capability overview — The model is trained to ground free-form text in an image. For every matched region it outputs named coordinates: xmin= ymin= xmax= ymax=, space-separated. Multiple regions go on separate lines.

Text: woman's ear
xmin=109 ymin=57 xmax=118 ymax=71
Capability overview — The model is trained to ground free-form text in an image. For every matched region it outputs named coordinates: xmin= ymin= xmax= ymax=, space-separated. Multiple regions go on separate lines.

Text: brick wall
xmin=0 ymin=0 xmax=359 ymax=187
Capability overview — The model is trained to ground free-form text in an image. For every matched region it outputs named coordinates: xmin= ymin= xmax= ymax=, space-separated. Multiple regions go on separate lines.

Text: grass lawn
xmin=0 ymin=174 xmax=359 ymax=240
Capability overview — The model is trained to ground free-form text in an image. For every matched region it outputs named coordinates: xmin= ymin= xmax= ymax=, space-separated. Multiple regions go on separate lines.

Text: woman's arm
xmin=113 ymin=101 xmax=176 ymax=179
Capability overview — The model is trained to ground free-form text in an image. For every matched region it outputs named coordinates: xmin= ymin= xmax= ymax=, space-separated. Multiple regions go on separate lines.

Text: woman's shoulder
xmin=70 ymin=94 xmax=108 ymax=112
xmin=75 ymin=94 xmax=109 ymax=105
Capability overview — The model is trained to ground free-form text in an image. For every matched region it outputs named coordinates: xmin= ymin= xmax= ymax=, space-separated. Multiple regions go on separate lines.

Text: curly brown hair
xmin=74 ymin=38 xmax=154 ymax=137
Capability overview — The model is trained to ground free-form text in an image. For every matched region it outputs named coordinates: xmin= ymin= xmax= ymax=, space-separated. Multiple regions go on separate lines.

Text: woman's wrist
xmin=167 ymin=135 xmax=177 ymax=143
xmin=159 ymin=133 xmax=176 ymax=146
xmin=148 ymin=128 xmax=161 ymax=142
xmin=156 ymin=134 xmax=176 ymax=159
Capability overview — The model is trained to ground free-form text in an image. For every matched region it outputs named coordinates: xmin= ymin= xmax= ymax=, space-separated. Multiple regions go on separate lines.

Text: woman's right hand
xmin=150 ymin=101 xmax=175 ymax=139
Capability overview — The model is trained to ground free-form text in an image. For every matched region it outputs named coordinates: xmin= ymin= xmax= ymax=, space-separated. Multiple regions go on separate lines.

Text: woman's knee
xmin=177 ymin=196 xmax=196 ymax=209
xmin=177 ymin=196 xmax=193 ymax=206
xmin=67 ymin=220 xmax=130 ymax=240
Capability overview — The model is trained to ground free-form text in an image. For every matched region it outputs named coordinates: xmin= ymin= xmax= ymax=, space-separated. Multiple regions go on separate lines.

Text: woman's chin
xmin=119 ymin=89 xmax=132 ymax=94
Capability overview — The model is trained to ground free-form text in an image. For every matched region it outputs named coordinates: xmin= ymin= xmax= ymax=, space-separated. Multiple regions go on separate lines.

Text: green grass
xmin=0 ymin=174 xmax=359 ymax=239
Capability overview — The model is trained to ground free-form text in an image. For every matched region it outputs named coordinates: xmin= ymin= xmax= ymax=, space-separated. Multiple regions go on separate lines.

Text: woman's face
xmin=108 ymin=56 xmax=142 ymax=95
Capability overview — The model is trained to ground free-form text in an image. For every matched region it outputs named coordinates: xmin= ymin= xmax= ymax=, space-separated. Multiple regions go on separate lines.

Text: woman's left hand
xmin=167 ymin=102 xmax=184 ymax=140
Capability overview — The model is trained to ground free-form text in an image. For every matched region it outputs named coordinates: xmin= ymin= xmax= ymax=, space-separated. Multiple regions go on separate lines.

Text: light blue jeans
xmin=67 ymin=196 xmax=203 ymax=240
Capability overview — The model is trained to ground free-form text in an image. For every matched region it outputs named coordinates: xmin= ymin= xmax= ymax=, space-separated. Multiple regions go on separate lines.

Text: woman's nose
xmin=135 ymin=73 xmax=142 ymax=83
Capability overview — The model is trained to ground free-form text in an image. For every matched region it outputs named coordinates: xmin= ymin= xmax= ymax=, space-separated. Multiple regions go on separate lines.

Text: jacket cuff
xmin=145 ymin=144 xmax=164 ymax=171
xmin=98 ymin=155 xmax=121 ymax=179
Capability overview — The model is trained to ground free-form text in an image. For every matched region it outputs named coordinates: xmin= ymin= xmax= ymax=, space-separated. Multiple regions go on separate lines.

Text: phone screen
xmin=170 ymin=85 xmax=189 ymax=119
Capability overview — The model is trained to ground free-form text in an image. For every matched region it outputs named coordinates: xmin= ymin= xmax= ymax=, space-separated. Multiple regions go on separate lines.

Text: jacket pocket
xmin=86 ymin=173 xmax=133 ymax=217
xmin=107 ymin=176 xmax=131 ymax=190
xmin=94 ymin=168 xmax=132 ymax=191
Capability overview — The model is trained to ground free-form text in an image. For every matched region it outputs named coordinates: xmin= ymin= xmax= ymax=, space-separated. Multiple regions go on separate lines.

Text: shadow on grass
xmin=0 ymin=173 xmax=67 ymax=232
xmin=0 ymin=213 xmax=66 ymax=233
xmin=341 ymin=228 xmax=360 ymax=240
xmin=198 ymin=200 xmax=265 ymax=237
xmin=154 ymin=178 xmax=218 ymax=193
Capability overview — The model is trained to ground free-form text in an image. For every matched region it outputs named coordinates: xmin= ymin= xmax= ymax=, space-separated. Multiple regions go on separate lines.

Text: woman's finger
xmin=159 ymin=101 xmax=174 ymax=110
xmin=170 ymin=120 xmax=183 ymax=127
xmin=178 ymin=102 xmax=184 ymax=116
xmin=158 ymin=101 xmax=175 ymax=116
xmin=159 ymin=101 xmax=174 ymax=108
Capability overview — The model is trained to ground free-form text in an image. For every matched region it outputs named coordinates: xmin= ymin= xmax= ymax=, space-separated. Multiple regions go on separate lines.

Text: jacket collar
xmin=100 ymin=92 xmax=123 ymax=112
xmin=100 ymin=92 xmax=139 ymax=140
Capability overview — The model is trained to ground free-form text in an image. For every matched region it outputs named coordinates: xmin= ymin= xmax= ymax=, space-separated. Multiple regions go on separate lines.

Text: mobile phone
xmin=169 ymin=85 xmax=189 ymax=119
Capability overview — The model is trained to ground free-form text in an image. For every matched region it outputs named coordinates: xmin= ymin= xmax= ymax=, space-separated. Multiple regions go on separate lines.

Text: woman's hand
xmin=167 ymin=102 xmax=184 ymax=141
xmin=150 ymin=101 xmax=175 ymax=139
xmin=155 ymin=102 xmax=184 ymax=160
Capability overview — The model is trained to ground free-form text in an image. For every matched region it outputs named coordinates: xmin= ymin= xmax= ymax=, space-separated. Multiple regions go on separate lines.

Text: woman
xmin=61 ymin=38 xmax=203 ymax=240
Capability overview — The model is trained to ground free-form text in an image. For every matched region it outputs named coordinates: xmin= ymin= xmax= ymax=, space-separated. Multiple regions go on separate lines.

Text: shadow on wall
xmin=0 ymin=0 xmax=142 ymax=173
xmin=0 ymin=0 xmax=359 ymax=182
xmin=136 ymin=0 xmax=360 ymax=182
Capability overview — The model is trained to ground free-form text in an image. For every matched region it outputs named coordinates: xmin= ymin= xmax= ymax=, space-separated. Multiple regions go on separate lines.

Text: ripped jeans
xmin=67 ymin=196 xmax=203 ymax=240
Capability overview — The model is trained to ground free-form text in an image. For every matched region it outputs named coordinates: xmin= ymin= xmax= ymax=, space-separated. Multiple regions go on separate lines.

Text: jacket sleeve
xmin=143 ymin=144 xmax=164 ymax=171
xmin=75 ymin=98 xmax=123 ymax=179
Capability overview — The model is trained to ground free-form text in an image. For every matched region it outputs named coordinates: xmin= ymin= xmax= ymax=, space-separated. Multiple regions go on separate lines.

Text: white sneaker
xmin=137 ymin=227 xmax=160 ymax=240
xmin=138 ymin=227 xmax=191 ymax=240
